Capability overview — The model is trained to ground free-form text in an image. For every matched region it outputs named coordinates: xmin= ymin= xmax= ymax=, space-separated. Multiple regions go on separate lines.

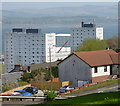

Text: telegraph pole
xmin=49 ymin=47 xmax=52 ymax=91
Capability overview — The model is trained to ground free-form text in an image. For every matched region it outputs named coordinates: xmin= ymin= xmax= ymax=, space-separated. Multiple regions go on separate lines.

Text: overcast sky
xmin=2 ymin=2 xmax=118 ymax=10
xmin=1 ymin=0 xmax=120 ymax=2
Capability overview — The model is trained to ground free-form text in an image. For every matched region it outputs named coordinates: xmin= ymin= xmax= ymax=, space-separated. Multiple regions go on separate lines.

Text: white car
xmin=11 ymin=91 xmax=21 ymax=95
xmin=60 ymin=86 xmax=74 ymax=93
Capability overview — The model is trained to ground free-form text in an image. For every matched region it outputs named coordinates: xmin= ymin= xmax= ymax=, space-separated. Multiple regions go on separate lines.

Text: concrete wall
xmin=2 ymin=72 xmax=23 ymax=83
xmin=59 ymin=54 xmax=91 ymax=87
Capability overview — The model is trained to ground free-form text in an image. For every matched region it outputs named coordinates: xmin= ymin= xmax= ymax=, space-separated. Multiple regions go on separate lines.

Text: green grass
xmin=31 ymin=91 xmax=119 ymax=105
xmin=66 ymin=79 xmax=119 ymax=95
xmin=0 ymin=64 xmax=5 ymax=74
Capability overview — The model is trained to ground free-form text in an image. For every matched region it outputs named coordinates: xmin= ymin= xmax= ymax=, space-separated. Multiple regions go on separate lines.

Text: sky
xmin=1 ymin=0 xmax=120 ymax=2
xmin=2 ymin=2 xmax=118 ymax=10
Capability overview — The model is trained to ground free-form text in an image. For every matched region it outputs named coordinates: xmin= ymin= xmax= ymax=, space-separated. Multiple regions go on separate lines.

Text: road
xmin=66 ymin=83 xmax=119 ymax=97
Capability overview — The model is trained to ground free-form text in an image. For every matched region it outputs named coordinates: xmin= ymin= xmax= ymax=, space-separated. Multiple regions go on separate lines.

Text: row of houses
xmin=58 ymin=49 xmax=119 ymax=87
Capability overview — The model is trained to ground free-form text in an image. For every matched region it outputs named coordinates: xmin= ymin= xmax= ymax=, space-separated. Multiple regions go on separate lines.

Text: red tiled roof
xmin=58 ymin=49 xmax=118 ymax=67
xmin=109 ymin=53 xmax=120 ymax=65
xmin=74 ymin=49 xmax=117 ymax=67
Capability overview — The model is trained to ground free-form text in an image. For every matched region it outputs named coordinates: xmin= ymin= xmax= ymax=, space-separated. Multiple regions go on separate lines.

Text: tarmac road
xmin=66 ymin=83 xmax=119 ymax=97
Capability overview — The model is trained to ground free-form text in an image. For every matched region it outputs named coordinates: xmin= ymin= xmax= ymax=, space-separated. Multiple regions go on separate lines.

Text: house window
xmin=94 ymin=67 xmax=97 ymax=73
xmin=104 ymin=66 xmax=107 ymax=72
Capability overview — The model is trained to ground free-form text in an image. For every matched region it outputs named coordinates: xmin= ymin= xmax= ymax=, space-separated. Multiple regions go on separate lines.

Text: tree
xmin=106 ymin=36 xmax=118 ymax=49
xmin=76 ymin=38 xmax=108 ymax=52
xmin=44 ymin=66 xmax=59 ymax=81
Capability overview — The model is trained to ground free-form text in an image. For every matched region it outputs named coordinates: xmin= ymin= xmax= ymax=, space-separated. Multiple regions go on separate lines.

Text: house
xmin=58 ymin=49 xmax=119 ymax=87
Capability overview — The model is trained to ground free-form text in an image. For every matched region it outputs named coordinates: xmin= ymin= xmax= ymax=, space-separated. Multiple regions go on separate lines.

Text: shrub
xmin=46 ymin=91 xmax=57 ymax=100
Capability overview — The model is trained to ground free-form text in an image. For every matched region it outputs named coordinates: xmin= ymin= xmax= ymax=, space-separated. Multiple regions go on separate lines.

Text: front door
xmin=110 ymin=65 xmax=112 ymax=75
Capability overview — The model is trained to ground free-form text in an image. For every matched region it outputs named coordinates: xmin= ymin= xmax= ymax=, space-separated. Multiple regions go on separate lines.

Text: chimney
xmin=81 ymin=21 xmax=84 ymax=27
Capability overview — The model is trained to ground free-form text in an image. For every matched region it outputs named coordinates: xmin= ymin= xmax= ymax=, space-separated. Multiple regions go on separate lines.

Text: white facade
xmin=91 ymin=66 xmax=110 ymax=77
xmin=45 ymin=33 xmax=71 ymax=62
xmin=45 ymin=33 xmax=56 ymax=62
xmin=71 ymin=22 xmax=103 ymax=52
xmin=4 ymin=28 xmax=45 ymax=73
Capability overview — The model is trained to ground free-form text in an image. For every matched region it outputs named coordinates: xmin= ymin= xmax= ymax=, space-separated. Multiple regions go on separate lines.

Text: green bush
xmin=46 ymin=91 xmax=57 ymax=100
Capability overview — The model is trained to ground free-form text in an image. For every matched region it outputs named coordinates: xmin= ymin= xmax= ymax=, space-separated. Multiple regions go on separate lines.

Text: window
xmin=94 ymin=67 xmax=97 ymax=73
xmin=104 ymin=66 xmax=107 ymax=72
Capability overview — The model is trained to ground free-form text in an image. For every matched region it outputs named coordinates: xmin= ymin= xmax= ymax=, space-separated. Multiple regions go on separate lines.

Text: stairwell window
xmin=94 ymin=67 xmax=97 ymax=73
xmin=104 ymin=66 xmax=107 ymax=72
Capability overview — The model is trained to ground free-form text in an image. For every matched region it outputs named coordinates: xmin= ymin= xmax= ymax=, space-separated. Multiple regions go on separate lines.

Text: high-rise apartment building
xmin=4 ymin=28 xmax=45 ymax=73
xmin=4 ymin=29 xmax=71 ymax=73
xmin=70 ymin=22 xmax=103 ymax=52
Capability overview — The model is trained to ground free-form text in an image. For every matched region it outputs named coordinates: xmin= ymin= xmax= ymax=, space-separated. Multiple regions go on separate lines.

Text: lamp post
xmin=49 ymin=47 xmax=52 ymax=91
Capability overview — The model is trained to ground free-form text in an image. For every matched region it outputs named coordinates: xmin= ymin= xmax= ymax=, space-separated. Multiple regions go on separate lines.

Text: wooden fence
xmin=31 ymin=81 xmax=72 ymax=90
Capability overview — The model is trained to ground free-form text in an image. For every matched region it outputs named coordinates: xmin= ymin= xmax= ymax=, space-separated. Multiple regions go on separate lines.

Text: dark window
xmin=12 ymin=28 xmax=23 ymax=32
xmin=104 ymin=66 xmax=107 ymax=72
xmin=26 ymin=29 xmax=38 ymax=33
xmin=94 ymin=67 xmax=97 ymax=73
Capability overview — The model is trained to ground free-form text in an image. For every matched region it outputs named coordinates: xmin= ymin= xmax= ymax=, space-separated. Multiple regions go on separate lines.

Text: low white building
xmin=45 ymin=33 xmax=71 ymax=62
xmin=58 ymin=49 xmax=118 ymax=87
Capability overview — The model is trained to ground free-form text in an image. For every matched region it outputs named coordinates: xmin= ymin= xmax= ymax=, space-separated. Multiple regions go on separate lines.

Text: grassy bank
xmin=66 ymin=79 xmax=119 ymax=95
xmin=31 ymin=91 xmax=119 ymax=105
xmin=0 ymin=64 xmax=5 ymax=74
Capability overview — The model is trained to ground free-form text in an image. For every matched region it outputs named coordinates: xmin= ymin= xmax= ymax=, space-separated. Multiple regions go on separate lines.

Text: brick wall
xmin=92 ymin=75 xmax=109 ymax=83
